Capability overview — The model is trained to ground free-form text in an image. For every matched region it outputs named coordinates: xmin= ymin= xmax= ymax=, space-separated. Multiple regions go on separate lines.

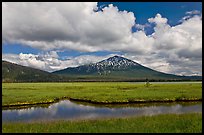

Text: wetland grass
xmin=2 ymin=113 xmax=202 ymax=133
xmin=2 ymin=82 xmax=202 ymax=107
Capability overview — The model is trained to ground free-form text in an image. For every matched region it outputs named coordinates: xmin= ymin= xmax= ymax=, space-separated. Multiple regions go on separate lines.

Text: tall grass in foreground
xmin=2 ymin=113 xmax=202 ymax=133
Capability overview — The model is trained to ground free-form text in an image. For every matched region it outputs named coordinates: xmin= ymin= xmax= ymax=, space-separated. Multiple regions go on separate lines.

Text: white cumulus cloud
xmin=3 ymin=2 xmax=142 ymax=53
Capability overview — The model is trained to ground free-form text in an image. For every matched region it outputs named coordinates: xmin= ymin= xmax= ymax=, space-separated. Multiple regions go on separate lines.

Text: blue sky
xmin=2 ymin=2 xmax=202 ymax=75
xmin=99 ymin=2 xmax=202 ymax=25
xmin=98 ymin=2 xmax=202 ymax=35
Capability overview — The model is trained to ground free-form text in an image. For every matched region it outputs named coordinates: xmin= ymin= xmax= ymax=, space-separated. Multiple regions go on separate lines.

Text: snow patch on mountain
xmin=86 ymin=55 xmax=140 ymax=74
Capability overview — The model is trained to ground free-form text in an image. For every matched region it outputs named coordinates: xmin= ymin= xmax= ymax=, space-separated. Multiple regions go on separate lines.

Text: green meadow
xmin=2 ymin=82 xmax=202 ymax=107
xmin=2 ymin=113 xmax=202 ymax=133
xmin=2 ymin=82 xmax=202 ymax=133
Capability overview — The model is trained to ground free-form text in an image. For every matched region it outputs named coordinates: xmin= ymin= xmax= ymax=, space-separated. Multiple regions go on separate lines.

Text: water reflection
xmin=2 ymin=100 xmax=202 ymax=122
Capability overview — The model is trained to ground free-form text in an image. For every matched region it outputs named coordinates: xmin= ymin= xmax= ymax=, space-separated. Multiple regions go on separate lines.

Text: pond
xmin=2 ymin=100 xmax=202 ymax=123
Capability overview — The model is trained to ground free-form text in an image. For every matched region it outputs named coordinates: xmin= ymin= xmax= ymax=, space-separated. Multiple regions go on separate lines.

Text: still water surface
xmin=2 ymin=100 xmax=202 ymax=122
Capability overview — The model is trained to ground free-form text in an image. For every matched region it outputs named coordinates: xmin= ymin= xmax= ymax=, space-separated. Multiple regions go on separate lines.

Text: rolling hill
xmin=2 ymin=60 xmax=66 ymax=82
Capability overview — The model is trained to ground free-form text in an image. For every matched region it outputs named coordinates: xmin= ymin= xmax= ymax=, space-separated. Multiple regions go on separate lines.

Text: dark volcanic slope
xmin=53 ymin=55 xmax=198 ymax=80
xmin=2 ymin=60 xmax=63 ymax=82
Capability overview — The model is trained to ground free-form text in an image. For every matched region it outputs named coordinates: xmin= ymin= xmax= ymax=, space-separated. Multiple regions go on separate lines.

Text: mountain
xmin=2 ymin=60 xmax=67 ymax=82
xmin=53 ymin=55 xmax=202 ymax=81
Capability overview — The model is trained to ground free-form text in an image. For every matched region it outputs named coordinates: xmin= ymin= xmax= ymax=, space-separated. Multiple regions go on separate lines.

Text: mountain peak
xmin=111 ymin=55 xmax=121 ymax=58
xmin=106 ymin=55 xmax=124 ymax=60
xmin=94 ymin=55 xmax=140 ymax=70
xmin=102 ymin=55 xmax=137 ymax=63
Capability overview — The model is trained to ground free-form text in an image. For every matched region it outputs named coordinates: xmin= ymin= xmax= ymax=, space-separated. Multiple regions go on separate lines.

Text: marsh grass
xmin=2 ymin=82 xmax=202 ymax=106
xmin=2 ymin=113 xmax=202 ymax=133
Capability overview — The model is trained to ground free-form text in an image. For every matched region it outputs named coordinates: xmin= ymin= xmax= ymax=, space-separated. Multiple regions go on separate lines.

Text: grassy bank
xmin=2 ymin=82 xmax=202 ymax=107
xmin=2 ymin=113 xmax=202 ymax=133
